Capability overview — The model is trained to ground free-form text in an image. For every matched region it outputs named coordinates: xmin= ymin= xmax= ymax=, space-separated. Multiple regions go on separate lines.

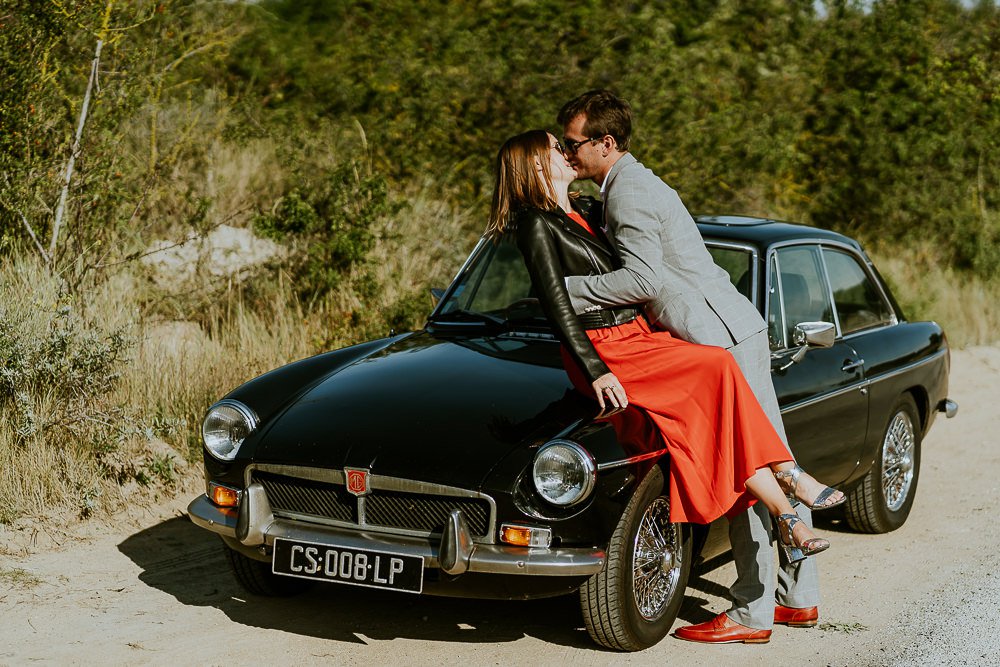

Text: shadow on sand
xmin=118 ymin=515 xmax=598 ymax=649
xmin=118 ymin=510 xmax=846 ymax=648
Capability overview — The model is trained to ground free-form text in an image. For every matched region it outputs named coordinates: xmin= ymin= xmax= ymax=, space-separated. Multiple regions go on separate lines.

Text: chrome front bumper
xmin=187 ymin=490 xmax=605 ymax=577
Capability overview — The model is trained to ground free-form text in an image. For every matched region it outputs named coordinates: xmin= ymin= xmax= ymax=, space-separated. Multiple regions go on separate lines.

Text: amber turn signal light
xmin=209 ymin=482 xmax=241 ymax=508
xmin=500 ymin=524 xmax=552 ymax=548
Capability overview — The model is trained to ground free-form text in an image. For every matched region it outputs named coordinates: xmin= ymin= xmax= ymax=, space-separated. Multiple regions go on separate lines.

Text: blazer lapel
xmin=594 ymin=218 xmax=615 ymax=251
xmin=597 ymin=154 xmax=636 ymax=249
xmin=599 ymin=153 xmax=637 ymax=235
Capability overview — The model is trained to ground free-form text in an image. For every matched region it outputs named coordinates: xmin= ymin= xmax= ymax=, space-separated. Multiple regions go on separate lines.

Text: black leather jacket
xmin=510 ymin=198 xmax=622 ymax=383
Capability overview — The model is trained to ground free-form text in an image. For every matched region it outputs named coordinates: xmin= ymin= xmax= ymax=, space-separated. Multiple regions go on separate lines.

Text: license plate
xmin=272 ymin=538 xmax=424 ymax=593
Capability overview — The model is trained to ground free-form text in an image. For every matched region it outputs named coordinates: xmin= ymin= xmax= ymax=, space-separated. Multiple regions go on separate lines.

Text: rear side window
xmin=823 ymin=248 xmax=894 ymax=334
xmin=707 ymin=245 xmax=754 ymax=301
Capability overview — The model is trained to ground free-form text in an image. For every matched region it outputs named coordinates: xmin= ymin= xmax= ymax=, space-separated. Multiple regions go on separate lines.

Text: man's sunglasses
xmin=562 ymin=135 xmax=603 ymax=154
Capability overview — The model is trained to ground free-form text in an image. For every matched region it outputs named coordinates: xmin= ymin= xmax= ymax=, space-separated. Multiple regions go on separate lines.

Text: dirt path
xmin=2 ymin=347 xmax=999 ymax=666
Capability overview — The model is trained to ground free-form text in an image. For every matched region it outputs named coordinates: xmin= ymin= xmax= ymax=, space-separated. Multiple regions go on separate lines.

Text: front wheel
xmin=222 ymin=540 xmax=312 ymax=596
xmin=579 ymin=466 xmax=692 ymax=651
xmin=845 ymin=394 xmax=921 ymax=533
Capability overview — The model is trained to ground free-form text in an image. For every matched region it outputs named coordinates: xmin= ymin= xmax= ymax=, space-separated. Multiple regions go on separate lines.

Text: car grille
xmin=256 ymin=472 xmax=356 ymax=523
xmin=253 ymin=471 xmax=492 ymax=537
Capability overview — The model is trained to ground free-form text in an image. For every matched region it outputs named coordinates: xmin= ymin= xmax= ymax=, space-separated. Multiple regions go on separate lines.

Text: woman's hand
xmin=592 ymin=372 xmax=628 ymax=411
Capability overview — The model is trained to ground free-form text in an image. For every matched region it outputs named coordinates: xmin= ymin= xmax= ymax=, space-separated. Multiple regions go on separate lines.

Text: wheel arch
xmin=903 ymin=384 xmax=930 ymax=433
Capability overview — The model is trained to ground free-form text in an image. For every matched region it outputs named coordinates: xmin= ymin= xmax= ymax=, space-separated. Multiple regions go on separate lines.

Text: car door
xmin=767 ymin=244 xmax=869 ymax=485
xmin=818 ymin=245 xmax=904 ymax=477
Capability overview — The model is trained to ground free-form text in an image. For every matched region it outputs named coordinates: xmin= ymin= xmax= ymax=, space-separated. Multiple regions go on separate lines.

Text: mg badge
xmin=345 ymin=468 xmax=370 ymax=496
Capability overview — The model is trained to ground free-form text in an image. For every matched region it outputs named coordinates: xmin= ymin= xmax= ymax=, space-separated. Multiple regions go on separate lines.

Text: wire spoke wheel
xmin=881 ymin=411 xmax=915 ymax=512
xmin=845 ymin=394 xmax=921 ymax=534
xmin=631 ymin=497 xmax=682 ymax=621
xmin=580 ymin=466 xmax=692 ymax=651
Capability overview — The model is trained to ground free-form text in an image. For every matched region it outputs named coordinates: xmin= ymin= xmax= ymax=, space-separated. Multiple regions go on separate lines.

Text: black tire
xmin=845 ymin=394 xmax=921 ymax=533
xmin=579 ymin=466 xmax=693 ymax=651
xmin=222 ymin=541 xmax=312 ymax=597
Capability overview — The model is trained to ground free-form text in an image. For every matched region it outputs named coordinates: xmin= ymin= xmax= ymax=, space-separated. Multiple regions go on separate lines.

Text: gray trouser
xmin=724 ymin=331 xmax=821 ymax=629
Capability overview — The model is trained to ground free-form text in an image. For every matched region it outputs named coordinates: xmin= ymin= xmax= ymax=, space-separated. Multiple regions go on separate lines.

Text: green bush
xmin=254 ymin=160 xmax=405 ymax=301
xmin=0 ymin=303 xmax=133 ymax=444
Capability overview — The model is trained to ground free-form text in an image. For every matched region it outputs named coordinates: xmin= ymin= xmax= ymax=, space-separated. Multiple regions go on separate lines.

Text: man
xmin=558 ymin=89 xmax=830 ymax=643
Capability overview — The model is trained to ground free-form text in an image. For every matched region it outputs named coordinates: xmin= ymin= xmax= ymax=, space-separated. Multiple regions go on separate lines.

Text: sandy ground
xmin=2 ymin=346 xmax=999 ymax=666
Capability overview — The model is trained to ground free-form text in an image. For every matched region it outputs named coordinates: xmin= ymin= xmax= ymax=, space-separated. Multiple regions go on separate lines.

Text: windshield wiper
xmin=430 ymin=309 xmax=506 ymax=328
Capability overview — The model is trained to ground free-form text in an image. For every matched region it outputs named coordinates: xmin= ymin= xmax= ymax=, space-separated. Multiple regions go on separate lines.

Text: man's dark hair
xmin=557 ymin=89 xmax=632 ymax=152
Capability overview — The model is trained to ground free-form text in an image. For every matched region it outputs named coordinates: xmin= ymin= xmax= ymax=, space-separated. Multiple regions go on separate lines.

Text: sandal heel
xmin=779 ymin=541 xmax=806 ymax=564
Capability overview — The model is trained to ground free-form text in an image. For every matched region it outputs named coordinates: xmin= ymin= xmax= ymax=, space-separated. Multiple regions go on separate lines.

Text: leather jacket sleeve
xmin=514 ymin=209 xmax=611 ymax=383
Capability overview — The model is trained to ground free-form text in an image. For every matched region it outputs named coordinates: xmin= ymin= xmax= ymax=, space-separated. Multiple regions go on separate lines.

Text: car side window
xmin=707 ymin=245 xmax=753 ymax=301
xmin=774 ymin=245 xmax=834 ymax=346
xmin=823 ymin=248 xmax=894 ymax=335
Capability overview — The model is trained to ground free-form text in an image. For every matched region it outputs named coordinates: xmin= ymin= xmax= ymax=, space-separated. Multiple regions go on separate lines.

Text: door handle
xmin=842 ymin=358 xmax=865 ymax=373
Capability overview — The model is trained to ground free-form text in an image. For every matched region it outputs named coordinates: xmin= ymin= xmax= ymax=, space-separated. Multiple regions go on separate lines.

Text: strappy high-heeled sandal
xmin=774 ymin=463 xmax=846 ymax=511
xmin=776 ymin=513 xmax=830 ymax=563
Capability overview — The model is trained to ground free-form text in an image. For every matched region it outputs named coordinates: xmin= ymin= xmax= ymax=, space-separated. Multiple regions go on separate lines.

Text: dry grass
xmin=871 ymin=248 xmax=1000 ymax=348
xmin=3 ymin=227 xmax=993 ymax=528
xmin=0 ymin=567 xmax=43 ymax=588
xmin=0 ymin=255 xmax=312 ymax=524
xmin=320 ymin=183 xmax=482 ymax=342
xmin=203 ymin=138 xmax=285 ymax=227
xmin=0 ymin=182 xmax=482 ymax=526
xmin=5 ymin=177 xmax=987 ymax=529
xmin=0 ymin=256 xmax=137 ymax=523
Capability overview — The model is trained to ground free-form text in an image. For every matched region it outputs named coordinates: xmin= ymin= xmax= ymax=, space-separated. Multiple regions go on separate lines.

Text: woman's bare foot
xmin=789 ymin=515 xmax=822 ymax=546
xmin=773 ymin=463 xmax=846 ymax=510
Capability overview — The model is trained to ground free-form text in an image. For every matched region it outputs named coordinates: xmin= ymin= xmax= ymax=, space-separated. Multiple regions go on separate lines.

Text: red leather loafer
xmin=674 ymin=612 xmax=771 ymax=644
xmin=774 ymin=604 xmax=819 ymax=627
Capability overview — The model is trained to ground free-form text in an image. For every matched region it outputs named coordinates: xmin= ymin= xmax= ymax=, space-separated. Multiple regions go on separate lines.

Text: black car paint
xmin=201 ymin=216 xmax=950 ymax=593
xmin=212 ymin=327 xmax=659 ymax=555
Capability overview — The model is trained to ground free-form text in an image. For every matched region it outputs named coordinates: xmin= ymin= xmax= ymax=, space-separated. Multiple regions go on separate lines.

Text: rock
xmin=141 ymin=224 xmax=281 ymax=285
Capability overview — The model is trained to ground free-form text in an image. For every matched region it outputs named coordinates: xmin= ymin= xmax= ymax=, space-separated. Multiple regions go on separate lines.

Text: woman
xmin=487 ymin=129 xmax=843 ymax=559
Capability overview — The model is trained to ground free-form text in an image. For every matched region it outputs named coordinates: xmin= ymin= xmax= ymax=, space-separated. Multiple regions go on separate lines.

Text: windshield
xmin=432 ymin=237 xmax=758 ymax=330
xmin=432 ymin=237 xmax=550 ymax=330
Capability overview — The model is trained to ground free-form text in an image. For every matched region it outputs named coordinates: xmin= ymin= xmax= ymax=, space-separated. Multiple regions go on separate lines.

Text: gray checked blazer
xmin=565 ymin=153 xmax=765 ymax=349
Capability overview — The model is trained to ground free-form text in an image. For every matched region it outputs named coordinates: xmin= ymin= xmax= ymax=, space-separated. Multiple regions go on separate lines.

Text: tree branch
xmin=49 ymin=0 xmax=114 ymax=258
xmin=16 ymin=209 xmax=52 ymax=265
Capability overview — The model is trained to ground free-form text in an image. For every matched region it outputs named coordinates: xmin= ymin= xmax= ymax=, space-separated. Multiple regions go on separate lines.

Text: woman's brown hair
xmin=486 ymin=130 xmax=558 ymax=239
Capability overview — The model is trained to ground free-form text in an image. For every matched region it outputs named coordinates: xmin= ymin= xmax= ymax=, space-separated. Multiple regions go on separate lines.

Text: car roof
xmin=695 ymin=215 xmax=862 ymax=251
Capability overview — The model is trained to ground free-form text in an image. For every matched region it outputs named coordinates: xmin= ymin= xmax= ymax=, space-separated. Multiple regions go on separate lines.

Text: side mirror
xmin=793 ymin=321 xmax=836 ymax=348
xmin=430 ymin=287 xmax=445 ymax=306
xmin=779 ymin=321 xmax=836 ymax=371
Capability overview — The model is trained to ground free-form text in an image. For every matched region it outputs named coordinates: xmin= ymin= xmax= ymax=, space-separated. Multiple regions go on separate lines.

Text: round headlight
xmin=202 ymin=400 xmax=258 ymax=461
xmin=532 ymin=440 xmax=597 ymax=507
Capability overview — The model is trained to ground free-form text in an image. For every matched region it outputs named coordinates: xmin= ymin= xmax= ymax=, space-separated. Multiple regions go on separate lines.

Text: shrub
xmin=254 ymin=160 xmax=406 ymax=302
xmin=0 ymin=293 xmax=133 ymax=445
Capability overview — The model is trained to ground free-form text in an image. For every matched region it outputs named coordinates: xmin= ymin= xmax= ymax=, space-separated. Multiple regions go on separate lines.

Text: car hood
xmin=245 ymin=330 xmax=591 ymax=489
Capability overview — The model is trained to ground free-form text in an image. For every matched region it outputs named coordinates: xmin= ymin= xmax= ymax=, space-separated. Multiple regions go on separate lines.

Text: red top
xmin=567 ymin=210 xmax=597 ymax=236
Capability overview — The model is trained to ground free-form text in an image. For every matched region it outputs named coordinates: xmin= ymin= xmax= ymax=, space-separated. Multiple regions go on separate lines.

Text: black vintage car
xmin=188 ymin=215 xmax=956 ymax=651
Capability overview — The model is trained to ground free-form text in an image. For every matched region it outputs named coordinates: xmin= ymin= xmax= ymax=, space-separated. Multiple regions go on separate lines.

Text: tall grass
xmin=0 ymin=255 xmax=136 ymax=523
xmin=0 ymin=182 xmax=481 ymax=525
xmin=3 ymin=179 xmax=991 ymax=527
xmin=872 ymin=248 xmax=1000 ymax=348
